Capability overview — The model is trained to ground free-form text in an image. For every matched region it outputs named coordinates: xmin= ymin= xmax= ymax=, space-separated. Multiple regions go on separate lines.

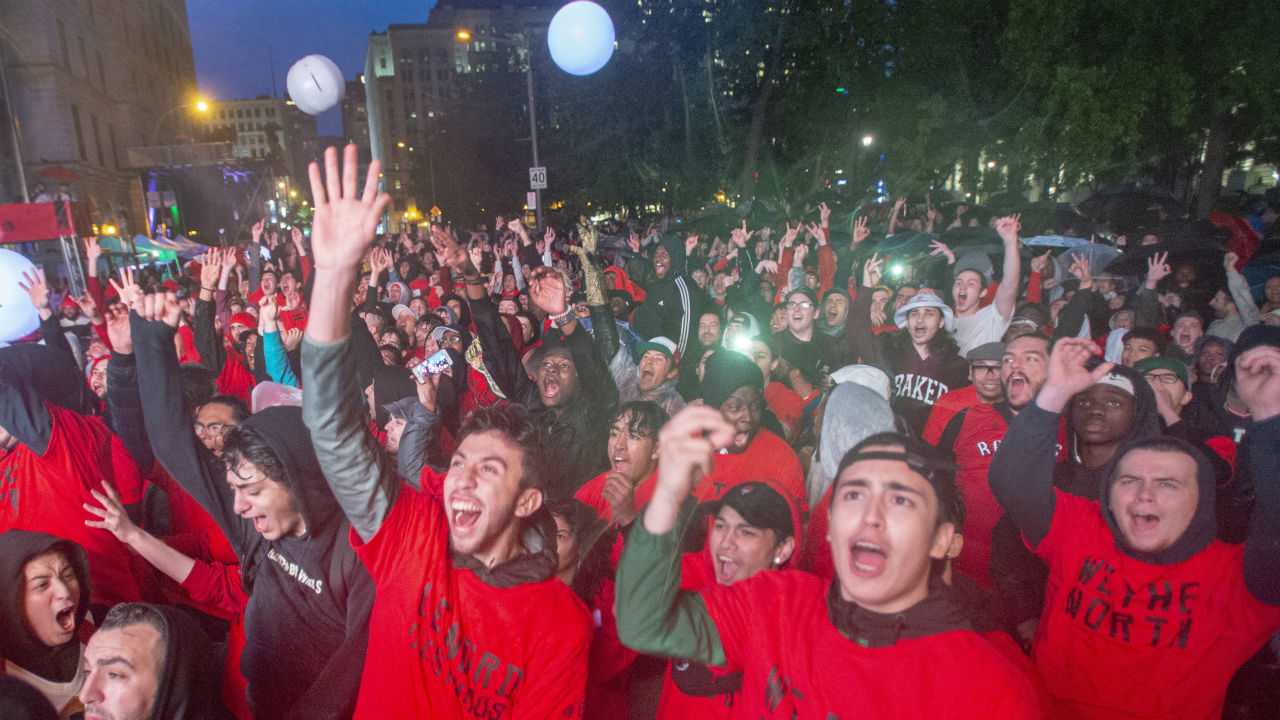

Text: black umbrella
xmin=1078 ymin=187 xmax=1189 ymax=233
xmin=1102 ymin=221 xmax=1228 ymax=278
xmin=1015 ymin=202 xmax=1094 ymax=239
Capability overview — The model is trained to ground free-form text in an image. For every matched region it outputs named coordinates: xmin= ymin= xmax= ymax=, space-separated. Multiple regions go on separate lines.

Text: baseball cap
xmin=707 ymin=482 xmax=795 ymax=539
xmin=893 ymin=292 xmax=955 ymax=332
xmin=636 ymin=336 xmax=678 ymax=363
xmin=966 ymin=341 xmax=1006 ymax=363
xmin=431 ymin=325 xmax=460 ymax=343
xmin=1134 ymin=357 xmax=1190 ymax=387
xmin=953 ymin=252 xmax=993 ymax=285
xmin=391 ymin=304 xmax=417 ymax=322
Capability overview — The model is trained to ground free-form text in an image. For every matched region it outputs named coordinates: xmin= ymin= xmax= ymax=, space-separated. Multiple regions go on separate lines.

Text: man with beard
xmin=633 ymin=234 xmax=713 ymax=357
xmin=848 ymin=255 xmax=969 ymax=436
xmin=299 ymin=145 xmax=591 ymax=718
xmin=429 ymin=224 xmax=618 ymax=496
xmin=924 ymin=336 xmax=1052 ymax=591
xmin=616 ymin=409 xmax=1040 ymax=717
xmin=988 ymin=339 xmax=1280 ymax=718
xmin=575 ymin=401 xmax=668 ymax=526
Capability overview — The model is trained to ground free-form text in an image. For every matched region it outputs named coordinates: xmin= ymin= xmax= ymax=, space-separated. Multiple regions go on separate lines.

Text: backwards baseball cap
xmin=834 ymin=432 xmax=963 ymax=528
xmin=1134 ymin=357 xmax=1190 ymax=386
xmin=707 ymin=482 xmax=795 ymax=539
xmin=893 ymin=292 xmax=955 ymax=332
xmin=391 ymin=303 xmax=417 ymax=322
xmin=636 ymin=336 xmax=679 ymax=363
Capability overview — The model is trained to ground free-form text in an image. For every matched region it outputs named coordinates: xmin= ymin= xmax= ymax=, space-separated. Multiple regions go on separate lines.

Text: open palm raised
xmin=307 ymin=144 xmax=390 ymax=272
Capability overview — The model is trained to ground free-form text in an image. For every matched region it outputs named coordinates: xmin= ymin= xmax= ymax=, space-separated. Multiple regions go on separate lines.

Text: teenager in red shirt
xmin=988 ymin=337 xmax=1280 ymax=718
xmin=575 ymin=401 xmax=667 ymax=526
xmin=617 ymin=406 xmax=1041 ymax=718
xmin=300 ymin=145 xmax=591 ymax=719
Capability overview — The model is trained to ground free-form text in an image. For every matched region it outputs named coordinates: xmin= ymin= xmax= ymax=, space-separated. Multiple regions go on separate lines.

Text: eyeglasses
xmin=193 ymin=422 xmax=229 ymax=436
xmin=970 ymin=364 xmax=1002 ymax=375
xmin=1143 ymin=372 xmax=1182 ymax=385
xmin=786 ymin=301 xmax=813 ymax=310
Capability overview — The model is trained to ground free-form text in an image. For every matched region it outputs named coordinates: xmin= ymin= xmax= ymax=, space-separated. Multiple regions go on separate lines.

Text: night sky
xmin=187 ymin=0 xmax=437 ymax=136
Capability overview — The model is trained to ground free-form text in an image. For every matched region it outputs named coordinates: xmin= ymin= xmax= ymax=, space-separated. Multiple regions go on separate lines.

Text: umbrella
xmin=1055 ymin=243 xmax=1123 ymax=281
xmin=937 ymin=226 xmax=1005 ymax=255
xmin=873 ymin=230 xmax=939 ymax=255
xmin=38 ymin=166 xmax=79 ymax=182
xmin=1024 ymin=235 xmax=1089 ymax=249
xmin=1077 ymin=188 xmax=1189 ymax=233
xmin=1102 ymin=221 xmax=1228 ymax=278
xmin=982 ymin=192 xmax=1028 ymax=216
xmin=1014 ymin=202 xmax=1094 ymax=238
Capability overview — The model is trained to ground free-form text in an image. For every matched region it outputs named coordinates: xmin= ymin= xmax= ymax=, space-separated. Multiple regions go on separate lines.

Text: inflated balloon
xmin=286 ymin=54 xmax=346 ymax=115
xmin=547 ymin=1 xmax=615 ymax=76
xmin=0 ymin=248 xmax=40 ymax=343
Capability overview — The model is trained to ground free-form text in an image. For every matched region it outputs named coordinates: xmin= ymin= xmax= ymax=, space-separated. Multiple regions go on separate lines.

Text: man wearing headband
xmin=988 ymin=337 xmax=1280 ymax=718
xmin=617 ymin=407 xmax=1038 ymax=716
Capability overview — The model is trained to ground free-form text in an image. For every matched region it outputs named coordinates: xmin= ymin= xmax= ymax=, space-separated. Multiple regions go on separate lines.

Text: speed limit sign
xmin=529 ymin=166 xmax=547 ymax=190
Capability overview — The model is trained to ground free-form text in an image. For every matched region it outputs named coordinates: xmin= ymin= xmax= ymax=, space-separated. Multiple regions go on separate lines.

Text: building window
xmin=254 ymin=108 xmax=261 ymax=118
xmin=380 ymin=57 xmax=388 ymax=70
xmin=90 ymin=114 xmax=105 ymax=166
xmin=71 ymin=105 xmax=87 ymax=160
xmin=57 ymin=20 xmax=71 ymax=70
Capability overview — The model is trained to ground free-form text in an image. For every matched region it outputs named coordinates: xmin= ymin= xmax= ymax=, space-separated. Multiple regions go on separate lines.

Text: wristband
xmin=201 ymin=285 xmax=216 ymax=293
xmin=550 ymin=307 xmax=574 ymax=327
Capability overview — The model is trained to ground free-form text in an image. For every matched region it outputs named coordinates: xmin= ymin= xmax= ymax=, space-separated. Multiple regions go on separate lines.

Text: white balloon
xmin=0 ymin=248 xmax=40 ymax=343
xmin=547 ymin=1 xmax=616 ymax=76
xmin=286 ymin=54 xmax=346 ymax=115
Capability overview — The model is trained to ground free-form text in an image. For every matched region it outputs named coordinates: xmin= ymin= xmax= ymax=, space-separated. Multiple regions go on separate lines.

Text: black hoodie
xmin=142 ymin=604 xmax=224 ymax=720
xmin=0 ymin=531 xmax=91 ymax=683
xmin=132 ymin=313 xmax=373 ymax=720
xmin=632 ymin=234 xmax=711 ymax=357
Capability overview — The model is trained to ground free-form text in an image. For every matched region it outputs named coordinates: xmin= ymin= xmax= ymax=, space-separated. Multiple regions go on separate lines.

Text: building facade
xmin=199 ymin=96 xmax=318 ymax=183
xmin=0 ymin=0 xmax=197 ymax=237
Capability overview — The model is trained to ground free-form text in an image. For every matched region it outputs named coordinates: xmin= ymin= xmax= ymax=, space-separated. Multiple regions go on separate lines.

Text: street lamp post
xmin=150 ymin=101 xmax=208 ymax=145
xmin=458 ymin=30 xmax=543 ymax=230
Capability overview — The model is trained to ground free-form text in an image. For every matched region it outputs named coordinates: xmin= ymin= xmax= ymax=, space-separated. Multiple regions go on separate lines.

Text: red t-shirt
xmin=921 ymin=385 xmax=981 ymax=444
xmin=697 ymin=571 xmax=1041 ymax=718
xmin=278 ymin=306 xmax=309 ymax=334
xmin=695 ymin=430 xmax=807 ymax=516
xmin=575 ymin=469 xmax=657 ymax=524
xmin=0 ymin=404 xmax=146 ymax=605
xmin=349 ymin=485 xmax=592 ymax=719
xmin=763 ymin=382 xmax=804 ymax=441
xmin=1030 ymin=491 xmax=1280 ymax=719
xmin=655 ymin=553 xmax=739 ymax=720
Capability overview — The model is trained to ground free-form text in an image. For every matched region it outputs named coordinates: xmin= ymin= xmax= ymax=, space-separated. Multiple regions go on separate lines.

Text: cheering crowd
xmin=2 ymin=143 xmax=1279 ymax=719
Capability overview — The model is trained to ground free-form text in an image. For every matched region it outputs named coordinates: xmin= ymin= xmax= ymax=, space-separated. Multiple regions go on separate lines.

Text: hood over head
xmin=652 ymin=234 xmax=690 ymax=280
xmin=808 ymin=383 xmax=896 ymax=507
xmin=0 ymin=530 xmax=91 ymax=682
xmin=145 ymin=604 xmax=222 ymax=720
xmin=699 ymin=350 xmax=764 ymax=409
xmin=1065 ymin=363 xmax=1162 ymax=480
xmin=1100 ymin=436 xmax=1217 ymax=565
xmin=236 ymin=406 xmax=341 ymax=532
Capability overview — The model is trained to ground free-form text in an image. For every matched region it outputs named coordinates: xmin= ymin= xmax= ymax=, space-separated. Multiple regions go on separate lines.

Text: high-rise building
xmin=363 ymin=0 xmax=557 ymax=226
xmin=199 ymin=96 xmax=318 ymax=183
xmin=341 ymin=77 xmax=371 ymax=164
xmin=0 ymin=0 xmax=197 ymax=236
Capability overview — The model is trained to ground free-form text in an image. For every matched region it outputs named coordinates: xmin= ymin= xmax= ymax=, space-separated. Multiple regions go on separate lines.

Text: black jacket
xmin=132 ymin=313 xmax=373 ymax=720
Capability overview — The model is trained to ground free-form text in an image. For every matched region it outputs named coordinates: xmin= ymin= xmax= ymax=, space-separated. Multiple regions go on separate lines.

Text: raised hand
xmin=109 ymin=267 xmax=143 ymax=311
xmin=1067 ymin=254 xmax=1093 ymax=290
xmin=995 ymin=214 xmax=1021 ymax=244
xmin=281 ymin=327 xmax=304 ymax=353
xmin=793 ymin=242 xmax=809 ymax=266
xmin=755 ymin=259 xmax=778 ymax=275
xmin=732 ymin=220 xmax=755 ymax=249
xmin=74 ymin=294 xmax=100 ymax=324
xmin=1223 ymin=251 xmax=1240 ymax=273
xmin=1145 ymin=251 xmax=1171 ymax=289
xmin=646 ymin=406 xmax=735 ymax=534
xmin=251 ymin=219 xmax=264 ymax=244
xmin=628 ymin=232 xmax=641 ymax=253
xmin=18 ymin=268 xmax=51 ymax=317
xmin=1037 ymin=338 xmax=1113 ymax=412
xmin=307 ymin=144 xmax=390 ymax=273
xmin=1031 ymin=249 xmax=1053 ymax=276
xmin=818 ymin=201 xmax=831 ymax=226
xmin=137 ymin=291 xmax=182 ymax=328
xmin=199 ymin=249 xmax=222 ymax=291
xmin=258 ymin=292 xmax=280 ymax=325
xmin=104 ymin=304 xmax=132 ymax=354
xmin=778 ymin=222 xmax=798 ymax=249
xmin=805 ymin=222 xmax=826 ymax=246
xmin=544 ymin=226 xmax=556 ymax=245
xmin=84 ymin=482 xmax=141 ymax=545
xmin=579 ymin=222 xmax=598 ymax=254
xmin=429 ymin=224 xmax=473 ymax=275
xmin=529 ymin=266 xmax=568 ymax=316
xmin=414 ymin=371 xmax=440 ymax=412
xmin=862 ymin=253 xmax=884 ymax=288
xmin=685 ymin=233 xmax=700 ymax=256
xmin=1235 ymin=346 xmax=1280 ymax=422
xmin=85 ymin=237 xmax=102 ymax=277
xmin=292 ymin=226 xmax=305 ymax=251
xmin=851 ymin=215 xmax=870 ymax=247
xmin=929 ymin=239 xmax=956 ymax=265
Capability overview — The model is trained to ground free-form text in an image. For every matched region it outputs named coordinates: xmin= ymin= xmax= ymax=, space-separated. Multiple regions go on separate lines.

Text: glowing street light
xmin=861 ymin=135 xmax=874 ymax=147
xmin=195 ymin=100 xmax=209 ymax=112
xmin=456 ymin=30 xmax=471 ymax=40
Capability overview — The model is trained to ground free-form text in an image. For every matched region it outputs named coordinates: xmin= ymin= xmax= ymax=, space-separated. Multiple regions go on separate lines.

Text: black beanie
xmin=700 ymin=350 xmax=764 ymax=408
